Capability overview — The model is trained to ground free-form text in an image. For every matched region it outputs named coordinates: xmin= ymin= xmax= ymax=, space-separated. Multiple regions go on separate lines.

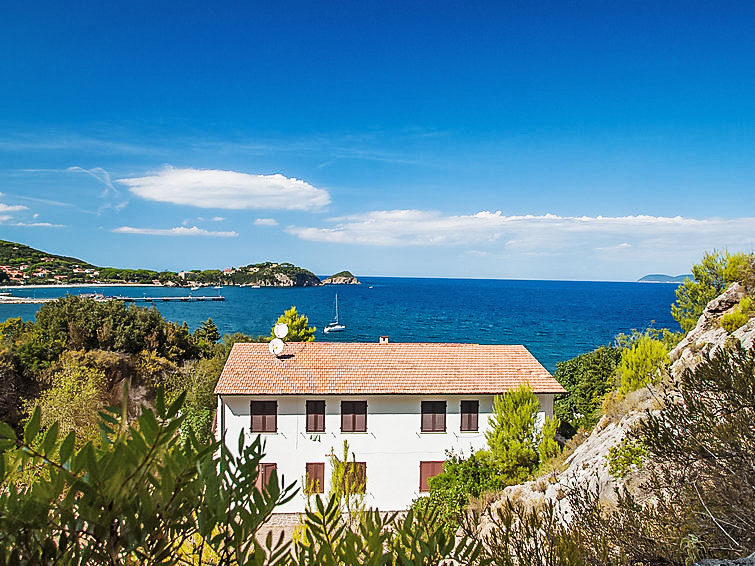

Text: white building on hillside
xmin=215 ymin=339 xmax=565 ymax=513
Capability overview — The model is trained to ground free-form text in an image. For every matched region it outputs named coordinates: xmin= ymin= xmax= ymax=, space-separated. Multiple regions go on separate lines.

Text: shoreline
xmin=0 ymin=283 xmax=164 ymax=290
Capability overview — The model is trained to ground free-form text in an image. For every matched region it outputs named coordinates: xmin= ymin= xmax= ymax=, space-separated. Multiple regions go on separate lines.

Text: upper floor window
xmin=250 ymin=400 xmax=277 ymax=433
xmin=460 ymin=400 xmax=479 ymax=432
xmin=421 ymin=401 xmax=446 ymax=432
xmin=306 ymin=400 xmax=326 ymax=433
xmin=341 ymin=401 xmax=367 ymax=432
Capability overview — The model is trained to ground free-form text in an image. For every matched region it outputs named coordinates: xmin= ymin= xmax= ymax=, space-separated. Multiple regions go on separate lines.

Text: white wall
xmin=218 ymin=393 xmax=554 ymax=513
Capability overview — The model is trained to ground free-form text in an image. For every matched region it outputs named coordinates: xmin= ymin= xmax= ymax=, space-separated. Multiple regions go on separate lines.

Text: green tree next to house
xmin=271 ymin=306 xmax=316 ymax=342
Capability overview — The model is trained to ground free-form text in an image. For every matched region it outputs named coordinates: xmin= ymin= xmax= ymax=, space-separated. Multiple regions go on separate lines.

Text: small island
xmin=321 ymin=270 xmax=361 ymax=285
xmin=0 ymin=239 xmax=352 ymax=288
xmin=638 ymin=273 xmax=693 ymax=283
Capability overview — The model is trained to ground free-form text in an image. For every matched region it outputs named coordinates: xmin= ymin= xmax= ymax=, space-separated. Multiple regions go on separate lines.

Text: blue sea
xmin=0 ymin=278 xmax=680 ymax=372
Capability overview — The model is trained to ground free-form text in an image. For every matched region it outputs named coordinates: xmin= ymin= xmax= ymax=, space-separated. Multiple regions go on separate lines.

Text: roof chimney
xmin=379 ymin=335 xmax=389 ymax=344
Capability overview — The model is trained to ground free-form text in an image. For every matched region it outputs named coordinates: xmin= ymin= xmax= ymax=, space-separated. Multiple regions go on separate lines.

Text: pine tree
xmin=271 ymin=306 xmax=316 ymax=342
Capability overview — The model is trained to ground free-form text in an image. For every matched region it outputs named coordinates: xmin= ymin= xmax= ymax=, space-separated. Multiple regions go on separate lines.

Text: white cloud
xmin=595 ymin=242 xmax=632 ymax=251
xmin=254 ymin=218 xmax=279 ymax=226
xmin=212 ymin=216 xmax=225 ymax=222
xmin=0 ymin=203 xmax=29 ymax=213
xmin=119 ymin=166 xmax=331 ymax=211
xmin=11 ymin=221 xmax=65 ymax=228
xmin=286 ymin=210 xmax=755 ymax=254
xmin=112 ymin=225 xmax=238 ymax=237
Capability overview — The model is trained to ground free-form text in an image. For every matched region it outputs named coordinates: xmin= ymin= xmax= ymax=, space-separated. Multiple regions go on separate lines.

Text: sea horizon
xmin=0 ymin=277 xmax=681 ymax=372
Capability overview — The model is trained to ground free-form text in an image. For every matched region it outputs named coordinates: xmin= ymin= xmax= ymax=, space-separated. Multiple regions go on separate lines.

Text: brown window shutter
xmin=257 ymin=462 xmax=277 ymax=491
xmin=306 ymin=400 xmax=325 ymax=433
xmin=421 ymin=401 xmax=446 ymax=432
xmin=345 ymin=461 xmax=367 ymax=493
xmin=436 ymin=402 xmax=446 ymax=432
xmin=341 ymin=401 xmax=367 ymax=432
xmin=354 ymin=402 xmax=367 ymax=432
xmin=251 ymin=401 xmax=278 ymax=433
xmin=419 ymin=461 xmax=444 ymax=492
xmin=306 ymin=462 xmax=325 ymax=494
xmin=460 ymin=400 xmax=479 ymax=431
xmin=341 ymin=401 xmax=352 ymax=432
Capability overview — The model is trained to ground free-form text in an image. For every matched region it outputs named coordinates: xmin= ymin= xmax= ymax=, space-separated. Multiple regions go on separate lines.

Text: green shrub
xmin=607 ymin=439 xmax=648 ymax=480
xmin=553 ymin=345 xmax=622 ymax=430
xmin=617 ymin=334 xmax=668 ymax=394
xmin=721 ymin=296 xmax=753 ymax=333
xmin=486 ymin=385 xmax=541 ymax=484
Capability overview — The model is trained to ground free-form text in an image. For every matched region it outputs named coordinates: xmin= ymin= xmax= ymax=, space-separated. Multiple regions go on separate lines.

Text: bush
xmin=486 ymin=385 xmax=541 ymax=484
xmin=553 ymin=345 xmax=622 ymax=430
xmin=617 ymin=334 xmax=668 ymax=394
xmin=419 ymin=449 xmax=504 ymax=532
xmin=721 ymin=296 xmax=753 ymax=333
xmin=633 ymin=344 xmax=755 ymax=557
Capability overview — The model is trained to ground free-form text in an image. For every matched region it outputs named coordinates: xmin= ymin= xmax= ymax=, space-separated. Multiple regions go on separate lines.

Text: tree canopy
xmin=271 ymin=306 xmax=316 ymax=342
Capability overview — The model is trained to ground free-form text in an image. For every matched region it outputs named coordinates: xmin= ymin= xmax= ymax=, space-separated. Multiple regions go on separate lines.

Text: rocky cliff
xmin=321 ymin=271 xmax=361 ymax=285
xmin=479 ymin=282 xmax=755 ymax=529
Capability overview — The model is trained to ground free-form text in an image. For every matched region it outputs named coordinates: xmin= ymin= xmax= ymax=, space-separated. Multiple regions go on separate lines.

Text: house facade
xmin=215 ymin=340 xmax=565 ymax=513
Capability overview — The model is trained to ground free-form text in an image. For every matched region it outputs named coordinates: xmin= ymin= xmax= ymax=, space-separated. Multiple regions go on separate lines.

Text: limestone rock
xmin=478 ymin=282 xmax=755 ymax=532
xmin=322 ymin=271 xmax=361 ymax=285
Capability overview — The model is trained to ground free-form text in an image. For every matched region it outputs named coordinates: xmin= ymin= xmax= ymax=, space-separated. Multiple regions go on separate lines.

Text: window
xmin=460 ymin=400 xmax=479 ymax=432
xmin=419 ymin=461 xmax=444 ymax=492
xmin=250 ymin=400 xmax=277 ymax=433
xmin=305 ymin=462 xmax=325 ymax=494
xmin=306 ymin=400 xmax=326 ymax=433
xmin=341 ymin=401 xmax=367 ymax=432
xmin=421 ymin=401 xmax=446 ymax=432
xmin=255 ymin=462 xmax=277 ymax=491
xmin=343 ymin=461 xmax=366 ymax=494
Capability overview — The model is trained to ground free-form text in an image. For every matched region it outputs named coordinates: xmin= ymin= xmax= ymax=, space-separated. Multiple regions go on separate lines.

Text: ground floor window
xmin=305 ymin=462 xmax=325 ymax=494
xmin=419 ymin=461 xmax=444 ymax=492
xmin=256 ymin=462 xmax=277 ymax=491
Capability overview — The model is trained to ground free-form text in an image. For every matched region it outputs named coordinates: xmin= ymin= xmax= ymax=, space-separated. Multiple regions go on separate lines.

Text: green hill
xmin=0 ymin=240 xmax=324 ymax=287
xmin=638 ymin=274 xmax=693 ymax=283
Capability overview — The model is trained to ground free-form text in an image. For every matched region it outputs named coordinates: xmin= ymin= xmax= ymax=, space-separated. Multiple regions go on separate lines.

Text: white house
xmin=215 ymin=339 xmax=565 ymax=513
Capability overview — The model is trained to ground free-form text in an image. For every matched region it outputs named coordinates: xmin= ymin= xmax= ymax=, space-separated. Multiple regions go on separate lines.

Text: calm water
xmin=0 ymin=278 xmax=680 ymax=372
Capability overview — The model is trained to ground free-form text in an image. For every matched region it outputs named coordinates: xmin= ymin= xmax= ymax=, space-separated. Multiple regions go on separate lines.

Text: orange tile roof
xmin=215 ymin=342 xmax=566 ymax=395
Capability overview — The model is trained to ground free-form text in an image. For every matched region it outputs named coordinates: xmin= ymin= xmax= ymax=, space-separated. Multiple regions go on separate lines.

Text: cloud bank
xmin=113 ymin=226 xmax=239 ymax=237
xmin=119 ymin=166 xmax=331 ymax=211
xmin=287 ymin=210 xmax=755 ymax=253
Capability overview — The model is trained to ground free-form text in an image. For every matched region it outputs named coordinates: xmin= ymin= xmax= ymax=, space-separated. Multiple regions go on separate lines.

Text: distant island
xmin=637 ymin=273 xmax=693 ymax=283
xmin=0 ymin=239 xmax=358 ymax=288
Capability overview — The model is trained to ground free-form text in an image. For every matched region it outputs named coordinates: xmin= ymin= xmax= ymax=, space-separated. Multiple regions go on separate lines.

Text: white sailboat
xmin=323 ymin=294 xmax=346 ymax=333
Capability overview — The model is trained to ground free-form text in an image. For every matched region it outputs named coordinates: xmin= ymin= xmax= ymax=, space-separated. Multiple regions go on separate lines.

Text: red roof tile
xmin=215 ymin=342 xmax=565 ymax=395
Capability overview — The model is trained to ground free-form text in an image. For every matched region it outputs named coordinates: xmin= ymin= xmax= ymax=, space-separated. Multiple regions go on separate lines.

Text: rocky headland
xmin=477 ymin=282 xmax=755 ymax=531
xmin=321 ymin=270 xmax=361 ymax=285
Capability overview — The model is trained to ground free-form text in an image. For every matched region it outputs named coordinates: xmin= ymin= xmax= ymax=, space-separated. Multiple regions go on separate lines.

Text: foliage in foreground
xmin=0 ymin=389 xmax=296 ymax=564
xmin=0 ymin=389 xmax=481 ymax=565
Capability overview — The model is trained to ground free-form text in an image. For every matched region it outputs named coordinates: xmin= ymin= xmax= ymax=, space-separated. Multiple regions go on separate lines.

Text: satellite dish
xmin=269 ymin=338 xmax=284 ymax=356
xmin=274 ymin=323 xmax=289 ymax=339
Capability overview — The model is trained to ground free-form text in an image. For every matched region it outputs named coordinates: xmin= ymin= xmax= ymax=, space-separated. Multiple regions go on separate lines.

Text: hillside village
xmin=0 ymin=240 xmax=359 ymax=287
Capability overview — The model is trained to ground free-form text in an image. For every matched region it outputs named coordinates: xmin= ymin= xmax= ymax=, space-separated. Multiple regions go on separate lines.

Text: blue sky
xmin=1 ymin=1 xmax=754 ymax=280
